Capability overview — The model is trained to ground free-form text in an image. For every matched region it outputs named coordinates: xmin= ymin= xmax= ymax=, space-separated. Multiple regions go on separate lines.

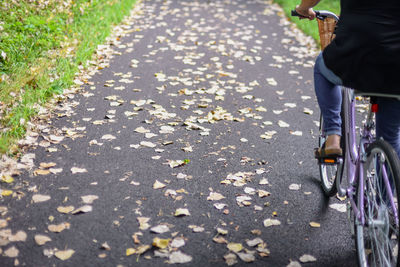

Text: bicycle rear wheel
xmin=355 ymin=139 xmax=400 ymax=267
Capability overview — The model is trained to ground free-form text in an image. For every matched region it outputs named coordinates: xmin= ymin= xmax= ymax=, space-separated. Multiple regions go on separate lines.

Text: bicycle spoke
xmin=356 ymin=141 xmax=400 ymax=267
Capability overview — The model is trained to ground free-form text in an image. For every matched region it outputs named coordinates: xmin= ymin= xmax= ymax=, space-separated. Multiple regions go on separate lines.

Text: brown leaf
xmin=40 ymin=162 xmax=57 ymax=168
xmin=48 ymin=222 xmax=70 ymax=233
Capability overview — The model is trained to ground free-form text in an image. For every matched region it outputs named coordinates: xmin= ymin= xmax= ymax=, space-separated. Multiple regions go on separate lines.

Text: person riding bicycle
xmin=295 ymin=0 xmax=400 ymax=158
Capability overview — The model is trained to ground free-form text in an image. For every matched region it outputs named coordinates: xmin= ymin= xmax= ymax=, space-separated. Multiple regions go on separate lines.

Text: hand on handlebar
xmin=295 ymin=5 xmax=316 ymax=20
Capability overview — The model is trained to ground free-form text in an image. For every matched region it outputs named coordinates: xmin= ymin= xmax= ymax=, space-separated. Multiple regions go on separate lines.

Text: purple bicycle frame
xmin=339 ymin=87 xmax=399 ymax=226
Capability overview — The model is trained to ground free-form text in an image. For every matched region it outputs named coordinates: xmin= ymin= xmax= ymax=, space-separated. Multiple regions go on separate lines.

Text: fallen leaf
xmin=140 ymin=141 xmax=156 ymax=148
xmin=329 ymin=203 xmax=346 ymax=213
xmin=152 ymin=237 xmax=170 ymax=249
xmin=34 ymin=169 xmax=51 ymax=175
xmin=32 ymin=194 xmax=51 ymax=203
xmin=258 ymin=190 xmax=270 ymax=198
xmin=310 ymin=222 xmax=321 ymax=228
xmin=290 ymin=130 xmax=303 ymax=136
xmin=213 ymin=203 xmax=227 ymax=210
xmin=278 ymin=120 xmax=290 ymax=128
xmin=169 ymin=251 xmax=192 ymax=264
xmin=174 ymin=208 xmax=190 ymax=217
xmin=135 ymin=126 xmax=150 ymax=133
xmin=136 ymin=245 xmax=150 ymax=255
xmin=9 ymin=231 xmax=27 ymax=242
xmin=126 ymin=248 xmax=136 ymax=256
xmin=167 ymin=160 xmax=187 ymax=168
xmin=72 ymin=205 xmax=92 ymax=214
xmin=267 ymin=78 xmax=277 ymax=86
xmin=137 ymin=217 xmax=151 ymax=230
xmin=57 ymin=206 xmax=75 ymax=214
xmin=213 ymin=236 xmax=228 ymax=244
xmin=263 ymin=218 xmax=281 ymax=227
xmin=150 ymin=225 xmax=170 ymax=234
xmin=4 ymin=246 xmax=19 ymax=258
xmin=1 ymin=175 xmax=14 ymax=183
xmin=153 ymin=180 xmax=166 ymax=189
xmin=34 ymin=234 xmax=52 ymax=246
xmin=289 ymin=184 xmax=301 ymax=190
xmin=40 ymin=162 xmax=57 ymax=168
xmin=55 ymin=249 xmax=75 ymax=260
xmin=101 ymin=134 xmax=116 ymax=141
xmin=224 ymin=253 xmax=238 ymax=266
xmin=49 ymin=168 xmax=63 ymax=174
xmin=300 ymin=254 xmax=317 ymax=263
xmin=303 ymin=107 xmax=314 ymax=115
xmin=81 ymin=195 xmax=99 ymax=204
xmin=171 ymin=237 xmax=185 ymax=248
xmin=0 ymin=219 xmax=7 ymax=228
xmin=287 ymin=260 xmax=302 ymax=267
xmin=2 ymin=190 xmax=13 ymax=196
xmin=237 ymin=252 xmax=256 ymax=262
xmin=246 ymin=238 xmax=263 ymax=247
xmin=207 ymin=192 xmax=225 ymax=201
xmin=227 ymin=242 xmax=243 ymax=253
xmin=71 ymin=167 xmax=88 ymax=174
xmin=217 ymin=228 xmax=228 ymax=235
xmin=48 ymin=222 xmax=70 ymax=233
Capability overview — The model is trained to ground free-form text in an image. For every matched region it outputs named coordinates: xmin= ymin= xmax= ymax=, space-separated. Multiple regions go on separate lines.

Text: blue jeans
xmin=314 ymin=53 xmax=400 ymax=158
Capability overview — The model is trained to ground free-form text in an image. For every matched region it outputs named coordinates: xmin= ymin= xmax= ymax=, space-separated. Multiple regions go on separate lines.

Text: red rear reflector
xmin=371 ymin=104 xmax=379 ymax=113
xmin=324 ymin=159 xmax=335 ymax=163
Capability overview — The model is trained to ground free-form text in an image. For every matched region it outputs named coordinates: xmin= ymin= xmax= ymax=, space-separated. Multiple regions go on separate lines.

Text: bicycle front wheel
xmin=355 ymin=139 xmax=400 ymax=267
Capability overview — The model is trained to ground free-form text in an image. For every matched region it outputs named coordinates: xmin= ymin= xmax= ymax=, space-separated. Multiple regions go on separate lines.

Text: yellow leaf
xmin=1 ymin=190 xmax=13 ymax=196
xmin=136 ymin=245 xmax=150 ymax=255
xmin=152 ymin=237 xmax=170 ymax=249
xmin=227 ymin=243 xmax=243 ymax=253
xmin=310 ymin=222 xmax=321 ymax=228
xmin=1 ymin=175 xmax=14 ymax=183
xmin=126 ymin=248 xmax=136 ymax=256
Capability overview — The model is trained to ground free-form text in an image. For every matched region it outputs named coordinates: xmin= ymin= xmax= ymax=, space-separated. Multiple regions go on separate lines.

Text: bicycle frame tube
xmin=340 ymin=88 xmax=363 ymax=220
xmin=346 ymin=89 xmax=359 ymax=169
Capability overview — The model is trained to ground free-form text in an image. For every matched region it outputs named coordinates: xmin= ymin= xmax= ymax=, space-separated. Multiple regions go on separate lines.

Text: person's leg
xmin=314 ymin=53 xmax=343 ymax=151
xmin=376 ymin=97 xmax=400 ymax=158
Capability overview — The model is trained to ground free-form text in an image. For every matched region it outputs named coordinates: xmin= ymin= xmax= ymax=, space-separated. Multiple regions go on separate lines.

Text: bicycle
xmin=292 ymin=9 xmax=400 ymax=266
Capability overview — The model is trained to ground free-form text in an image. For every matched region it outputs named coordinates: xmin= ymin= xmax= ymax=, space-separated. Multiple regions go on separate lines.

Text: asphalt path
xmin=0 ymin=0 xmax=358 ymax=266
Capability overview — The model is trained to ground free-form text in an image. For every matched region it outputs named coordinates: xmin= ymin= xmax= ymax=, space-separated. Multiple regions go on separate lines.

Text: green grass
xmin=0 ymin=0 xmax=137 ymax=154
xmin=274 ymin=0 xmax=340 ymax=42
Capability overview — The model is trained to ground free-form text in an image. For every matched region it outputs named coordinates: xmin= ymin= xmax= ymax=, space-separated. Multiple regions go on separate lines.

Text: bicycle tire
xmin=318 ymin=115 xmax=339 ymax=196
xmin=355 ymin=139 xmax=400 ymax=267
xmin=318 ymin=97 xmax=346 ymax=197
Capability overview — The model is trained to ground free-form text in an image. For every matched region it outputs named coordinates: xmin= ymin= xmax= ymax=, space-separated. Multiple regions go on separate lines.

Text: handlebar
xmin=291 ymin=10 xmax=339 ymax=22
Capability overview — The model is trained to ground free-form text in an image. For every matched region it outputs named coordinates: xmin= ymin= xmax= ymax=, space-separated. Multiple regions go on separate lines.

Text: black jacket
xmin=323 ymin=0 xmax=400 ymax=94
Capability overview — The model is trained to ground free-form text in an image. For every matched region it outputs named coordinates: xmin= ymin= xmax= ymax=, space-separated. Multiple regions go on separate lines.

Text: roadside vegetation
xmin=274 ymin=0 xmax=340 ymax=42
xmin=0 ymin=0 xmax=137 ymax=154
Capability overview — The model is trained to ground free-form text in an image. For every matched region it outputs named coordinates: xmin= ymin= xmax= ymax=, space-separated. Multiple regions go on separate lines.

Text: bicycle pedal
xmin=317 ymin=157 xmax=342 ymax=165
